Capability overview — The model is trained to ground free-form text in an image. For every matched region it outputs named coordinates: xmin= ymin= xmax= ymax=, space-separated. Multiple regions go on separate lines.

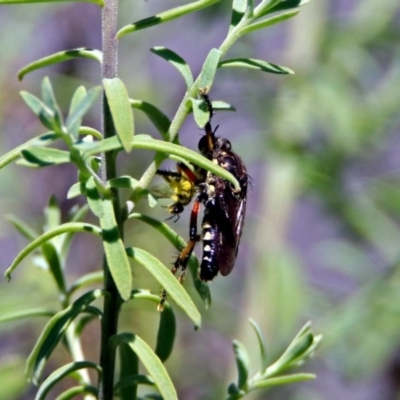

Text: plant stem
xmin=98 ymin=0 xmax=122 ymax=399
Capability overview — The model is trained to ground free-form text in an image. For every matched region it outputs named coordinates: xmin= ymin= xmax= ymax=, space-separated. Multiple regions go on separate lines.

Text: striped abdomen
xmin=199 ymin=201 xmax=219 ymax=281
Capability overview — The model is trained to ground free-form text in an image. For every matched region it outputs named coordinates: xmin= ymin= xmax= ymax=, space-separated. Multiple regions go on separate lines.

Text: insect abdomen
xmin=199 ymin=205 xmax=219 ymax=281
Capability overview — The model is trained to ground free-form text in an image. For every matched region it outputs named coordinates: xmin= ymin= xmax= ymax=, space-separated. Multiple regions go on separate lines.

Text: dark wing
xmin=214 ymin=152 xmax=248 ymax=276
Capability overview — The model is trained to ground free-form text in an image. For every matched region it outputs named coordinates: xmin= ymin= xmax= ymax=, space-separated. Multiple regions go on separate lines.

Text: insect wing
xmin=214 ymin=178 xmax=247 ymax=276
xmin=150 ymin=184 xmax=176 ymax=200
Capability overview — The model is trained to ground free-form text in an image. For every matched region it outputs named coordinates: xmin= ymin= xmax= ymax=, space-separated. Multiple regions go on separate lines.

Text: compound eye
xmin=198 ymin=136 xmax=209 ymax=154
xmin=222 ymin=139 xmax=231 ymax=151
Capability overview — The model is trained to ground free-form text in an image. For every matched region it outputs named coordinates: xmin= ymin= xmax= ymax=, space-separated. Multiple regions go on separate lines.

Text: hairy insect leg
xmin=158 ymin=196 xmax=202 ymax=311
xmin=198 ymin=90 xmax=219 ymax=157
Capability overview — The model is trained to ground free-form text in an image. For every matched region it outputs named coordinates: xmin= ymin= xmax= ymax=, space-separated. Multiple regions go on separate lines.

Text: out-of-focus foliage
xmin=245 ymin=1 xmax=400 ymax=399
xmin=1 ymin=0 xmax=400 ymax=399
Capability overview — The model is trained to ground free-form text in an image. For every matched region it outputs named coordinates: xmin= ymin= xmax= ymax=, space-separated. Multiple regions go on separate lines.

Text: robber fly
xmin=156 ymin=90 xmax=248 ymax=309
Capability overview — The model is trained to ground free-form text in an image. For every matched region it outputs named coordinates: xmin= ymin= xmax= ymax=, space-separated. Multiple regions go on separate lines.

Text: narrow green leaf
xmin=66 ymin=86 xmax=102 ymax=138
xmin=75 ymin=135 xmax=124 ymax=153
xmin=279 ymin=332 xmax=314 ymax=367
xmin=126 ymin=247 xmax=201 ymax=327
xmin=295 ymin=334 xmax=322 ymax=364
xmin=108 ymin=176 xmax=141 ymax=190
xmin=67 ymin=182 xmax=84 ymax=199
xmin=253 ymin=0 xmax=280 ymax=18
xmin=189 ymin=98 xmax=210 ymax=128
xmin=78 ymin=126 xmax=103 ymax=140
xmin=0 ymin=309 xmax=55 ymax=324
xmin=68 ymin=271 xmax=103 ymax=297
xmin=26 ymin=289 xmax=105 ymax=384
xmin=114 ymin=375 xmax=154 ymax=393
xmin=117 ymin=0 xmax=219 ymax=38
xmin=253 ymin=373 xmax=315 ymax=388
xmin=197 ymin=48 xmax=222 ymax=90
xmin=0 ymin=132 xmax=58 ymax=170
xmin=79 ymin=305 xmax=103 ymax=319
xmin=35 ymin=361 xmax=101 ymax=400
xmin=86 ymin=176 xmax=104 ymax=218
xmin=79 ymin=135 xmax=241 ymax=191
xmin=5 ymin=222 xmax=102 ymax=281
xmin=99 ymin=198 xmax=132 ymax=301
xmin=20 ymin=147 xmax=70 ymax=167
xmin=295 ymin=321 xmax=312 ymax=337
xmin=20 ymin=91 xmax=55 ymax=131
xmin=45 ymin=195 xmax=61 ymax=232
xmin=118 ymin=342 xmax=139 ymax=400
xmin=247 ymin=0 xmax=254 ymax=16
xmin=249 ymin=319 xmax=269 ymax=372
xmin=240 ymin=9 xmax=299 ymax=35
xmin=155 ymin=298 xmax=176 ymax=362
xmin=44 ymin=199 xmax=63 ymax=267
xmin=110 ymin=333 xmax=178 ymax=400
xmin=69 ymin=86 xmax=87 ymax=117
xmin=90 ymin=154 xmax=102 ymax=174
xmin=18 ymin=49 xmax=102 ymax=81
xmin=6 ymin=214 xmax=39 ymax=241
xmin=128 ymin=213 xmax=211 ymax=308
xmin=60 ymin=203 xmax=90 ymax=259
xmin=267 ymin=322 xmax=322 ymax=375
xmin=68 ymin=203 xmax=90 ymax=222
xmin=130 ymin=100 xmax=171 ymax=140
xmin=67 ymin=86 xmax=87 ymax=138
xmin=103 ymin=78 xmax=134 ymax=152
xmin=54 ymin=385 xmax=98 ymax=400
xmin=230 ymin=0 xmax=248 ymax=31
xmin=256 ymin=0 xmax=308 ymax=18
xmin=218 ymin=58 xmax=294 ymax=74
xmin=233 ymin=340 xmax=250 ymax=389
xmin=74 ymin=310 xmax=102 ymax=337
xmin=150 ymin=47 xmax=193 ymax=88
xmin=42 ymin=242 xmax=66 ymax=294
xmin=128 ymin=290 xmax=176 ymax=363
xmin=41 ymin=77 xmax=63 ymax=133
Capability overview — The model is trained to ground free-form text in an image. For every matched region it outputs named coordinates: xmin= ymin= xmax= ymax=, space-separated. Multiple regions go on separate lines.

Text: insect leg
xmin=198 ymin=91 xmax=217 ymax=157
xmin=158 ymin=194 xmax=203 ymax=311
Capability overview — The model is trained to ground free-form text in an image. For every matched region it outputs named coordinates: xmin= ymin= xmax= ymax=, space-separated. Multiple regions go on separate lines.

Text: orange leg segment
xmin=158 ymin=196 xmax=203 ymax=311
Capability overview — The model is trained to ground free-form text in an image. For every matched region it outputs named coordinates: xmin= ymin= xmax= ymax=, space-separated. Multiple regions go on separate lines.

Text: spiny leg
xmin=158 ymin=196 xmax=202 ymax=311
xmin=198 ymin=90 xmax=218 ymax=157
xmin=199 ymin=88 xmax=214 ymax=121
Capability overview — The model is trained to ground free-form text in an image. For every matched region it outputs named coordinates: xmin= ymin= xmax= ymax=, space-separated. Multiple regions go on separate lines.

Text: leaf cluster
xmin=227 ymin=321 xmax=321 ymax=399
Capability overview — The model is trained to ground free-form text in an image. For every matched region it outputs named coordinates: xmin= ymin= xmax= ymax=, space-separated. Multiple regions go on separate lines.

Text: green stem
xmin=218 ymin=14 xmax=252 ymax=56
xmin=138 ymin=12 xmax=252 ymax=190
xmin=98 ymin=0 xmax=123 ymax=399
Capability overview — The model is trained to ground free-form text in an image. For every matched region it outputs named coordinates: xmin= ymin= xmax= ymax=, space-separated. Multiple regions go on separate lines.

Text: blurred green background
xmin=2 ymin=1 xmax=400 ymax=399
